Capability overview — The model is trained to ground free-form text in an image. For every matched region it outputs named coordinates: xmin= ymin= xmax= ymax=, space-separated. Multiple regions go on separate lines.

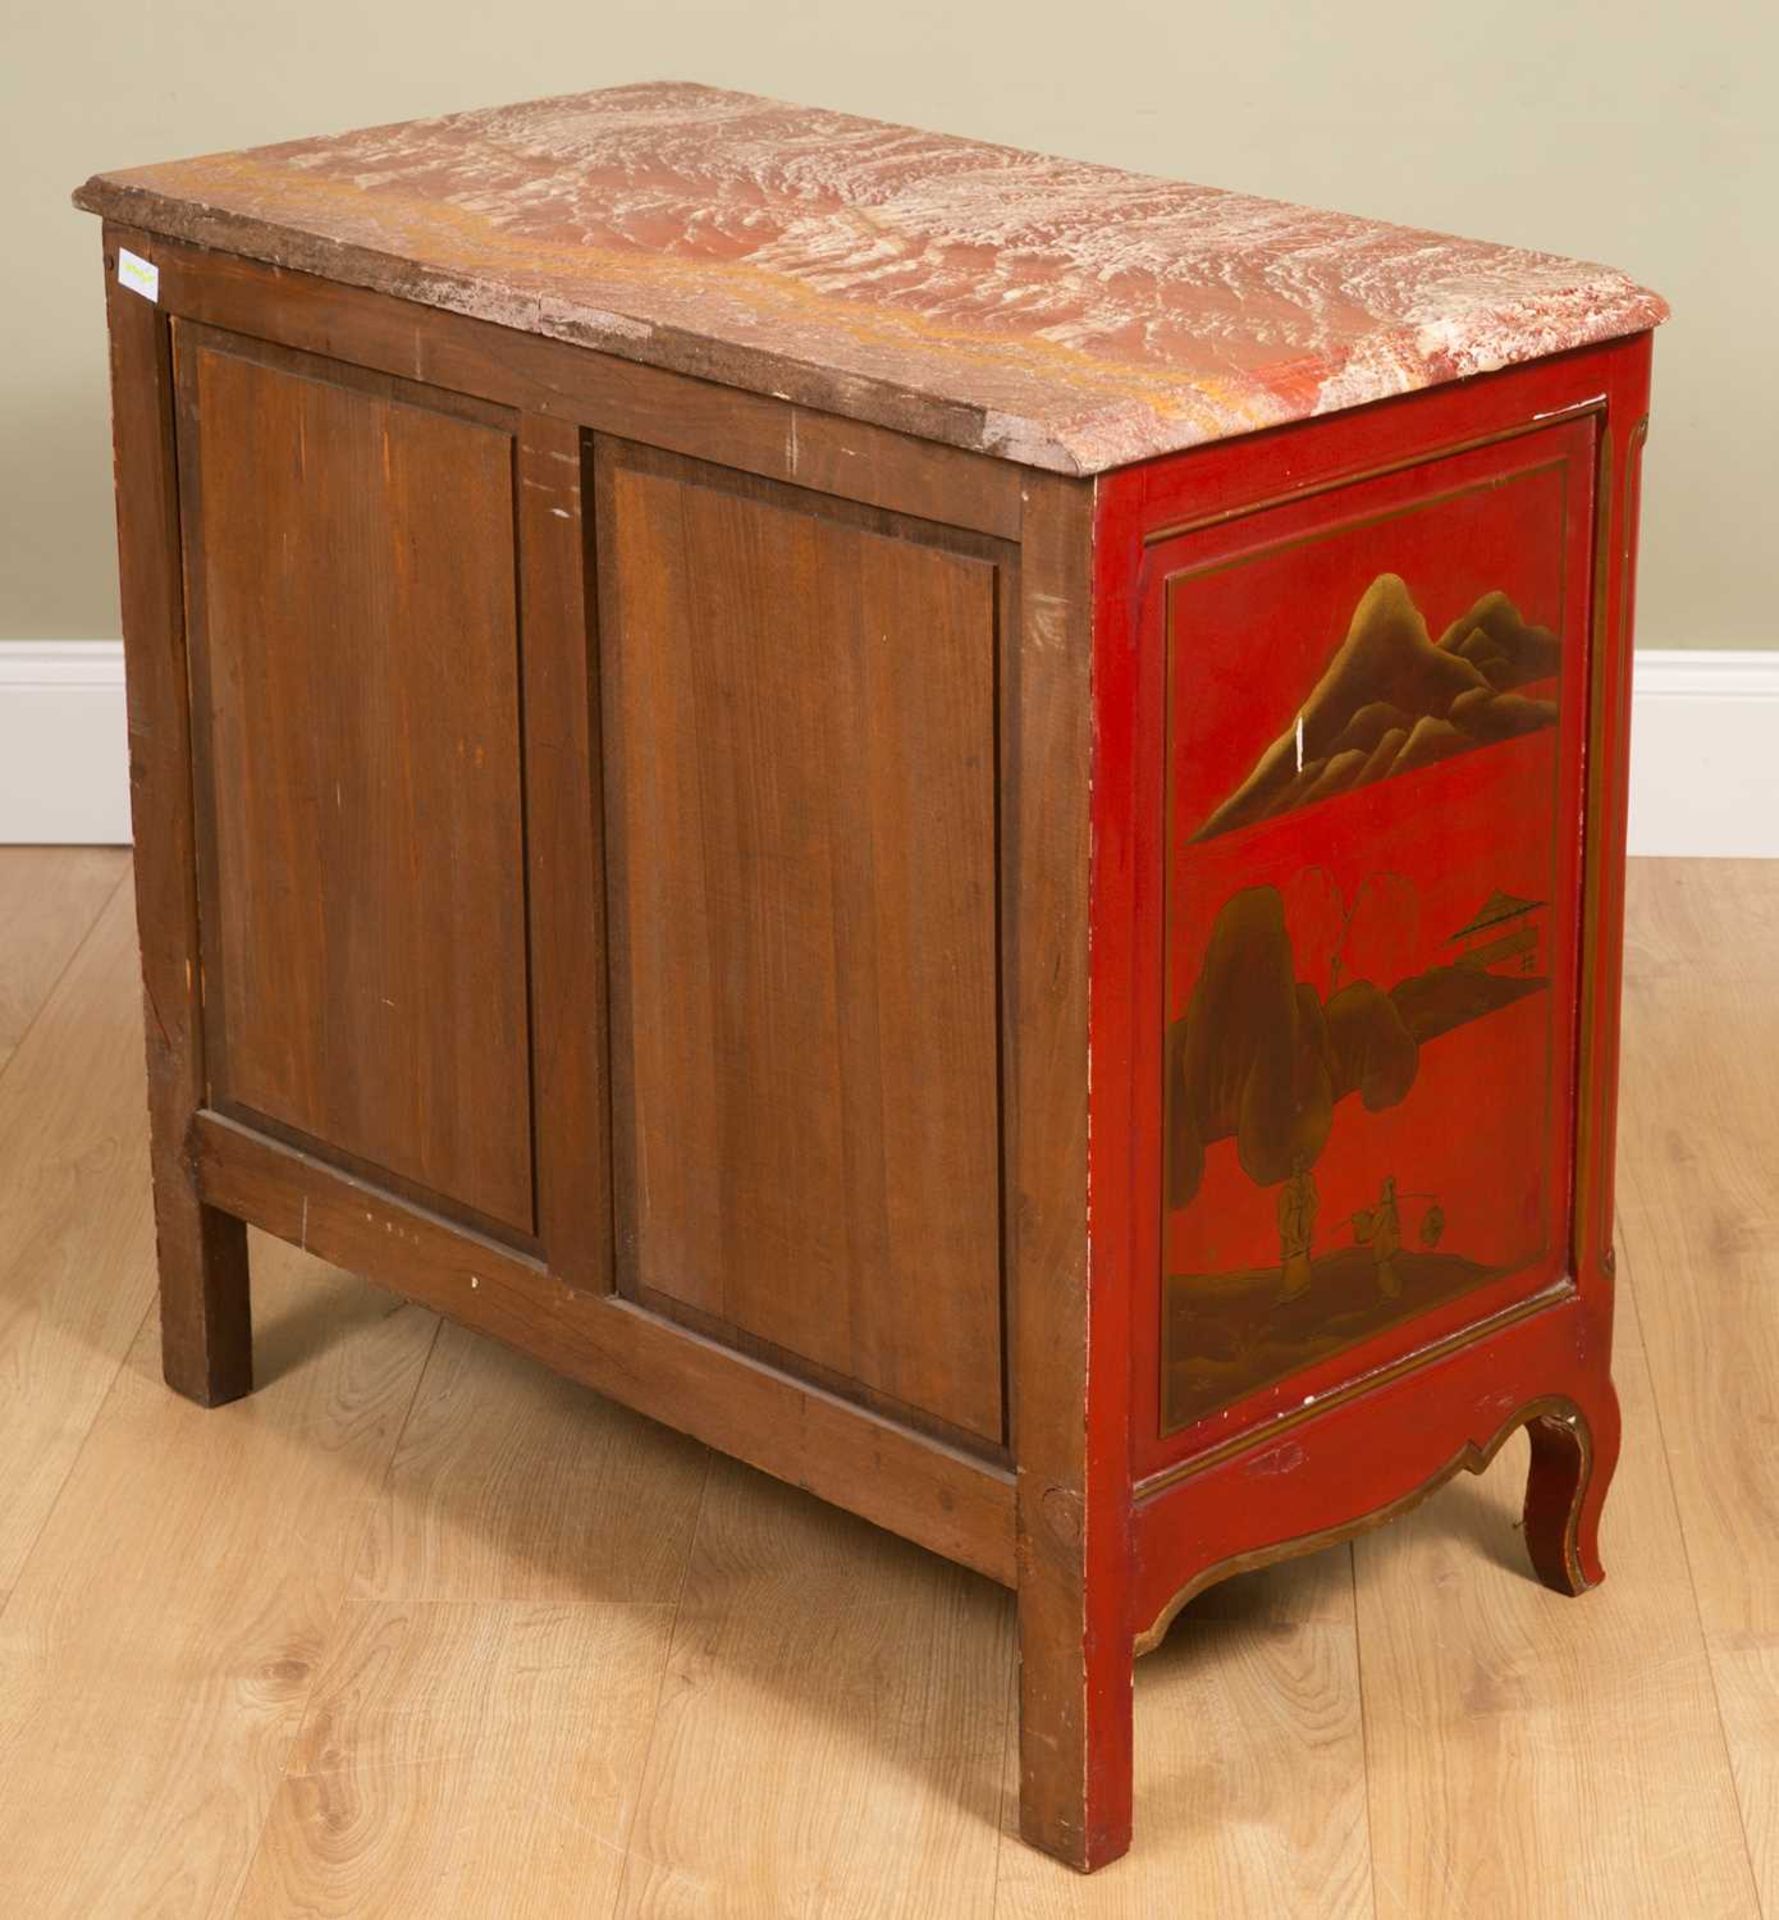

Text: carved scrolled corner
xmin=1134 ymin=1386 xmax=1620 ymax=1654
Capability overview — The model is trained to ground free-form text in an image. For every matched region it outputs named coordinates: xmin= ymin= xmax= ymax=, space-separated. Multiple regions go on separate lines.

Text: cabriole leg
xmin=1523 ymin=1381 xmax=1621 ymax=1595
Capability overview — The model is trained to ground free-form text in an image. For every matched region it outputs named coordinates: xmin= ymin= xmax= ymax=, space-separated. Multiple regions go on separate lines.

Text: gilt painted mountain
xmin=1193 ymin=574 xmax=1561 ymax=841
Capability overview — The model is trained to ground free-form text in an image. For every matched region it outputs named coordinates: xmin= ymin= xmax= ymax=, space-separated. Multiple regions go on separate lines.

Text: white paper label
xmin=117 ymin=247 xmax=159 ymax=303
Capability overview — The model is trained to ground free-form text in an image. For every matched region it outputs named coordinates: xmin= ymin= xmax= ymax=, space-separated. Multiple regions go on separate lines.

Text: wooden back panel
xmin=174 ymin=325 xmax=535 ymax=1234
xmin=595 ymin=444 xmax=1008 ymax=1445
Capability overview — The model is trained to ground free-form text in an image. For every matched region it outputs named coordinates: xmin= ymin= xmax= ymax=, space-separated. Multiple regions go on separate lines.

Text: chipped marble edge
xmin=72 ymin=175 xmax=1669 ymax=479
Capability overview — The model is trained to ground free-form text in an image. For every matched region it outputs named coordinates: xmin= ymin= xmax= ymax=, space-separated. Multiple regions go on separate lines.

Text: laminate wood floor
xmin=0 ymin=853 xmax=1770 ymax=1917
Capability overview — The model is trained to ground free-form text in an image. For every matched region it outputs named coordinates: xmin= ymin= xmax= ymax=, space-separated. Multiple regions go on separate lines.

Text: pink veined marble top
xmin=75 ymin=82 xmax=1668 ymax=475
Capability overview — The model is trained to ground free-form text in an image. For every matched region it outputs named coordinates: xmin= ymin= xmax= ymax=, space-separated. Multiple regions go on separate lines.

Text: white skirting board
xmin=0 ymin=644 xmax=132 ymax=846
xmin=0 ymin=641 xmax=1775 ymax=855
xmin=1624 ymin=650 xmax=1779 ymax=859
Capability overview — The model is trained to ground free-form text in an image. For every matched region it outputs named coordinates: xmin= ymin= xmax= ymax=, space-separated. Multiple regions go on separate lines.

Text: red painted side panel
xmin=1090 ymin=333 xmax=1653 ymax=1556
xmin=1145 ymin=418 xmax=1596 ymax=1463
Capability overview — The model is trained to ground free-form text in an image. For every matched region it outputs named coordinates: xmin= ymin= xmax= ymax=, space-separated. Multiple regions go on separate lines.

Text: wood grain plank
xmin=104 ymin=234 xmax=251 ymax=1408
xmin=0 ymin=1236 xmax=436 ymax=1917
xmin=0 ymin=880 xmax=157 ymax=1597
xmin=517 ymin=414 xmax=611 ymax=1293
xmin=1352 ymin=1284 xmax=1758 ymax=1917
xmin=128 ymin=234 xmax=1025 ymax=539
xmin=1008 ymin=469 xmax=1108 ymax=1865
xmin=234 ymin=1600 xmax=672 ymax=1919
xmin=175 ymin=325 xmax=534 ymax=1234
xmin=995 ymin=1616 xmax=1370 ymax=1918
xmin=193 ymin=1110 xmax=1016 ymax=1585
xmin=615 ymin=1458 xmax=1011 ymax=1917
xmin=599 ymin=445 xmax=1006 ymax=1444
xmin=351 ymin=1317 xmax=708 ymax=1605
xmin=0 ymin=848 xmax=125 ymax=1072
xmin=1617 ymin=857 xmax=1779 ymax=1905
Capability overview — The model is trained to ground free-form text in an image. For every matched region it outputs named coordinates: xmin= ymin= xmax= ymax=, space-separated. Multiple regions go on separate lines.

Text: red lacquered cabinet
xmin=76 ymin=84 xmax=1664 ymax=1869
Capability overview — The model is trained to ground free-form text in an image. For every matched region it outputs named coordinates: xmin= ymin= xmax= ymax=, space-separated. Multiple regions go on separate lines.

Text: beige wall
xmin=3 ymin=0 xmax=1767 ymax=647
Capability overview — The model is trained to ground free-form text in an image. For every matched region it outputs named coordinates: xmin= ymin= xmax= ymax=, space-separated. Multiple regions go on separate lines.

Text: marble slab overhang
xmin=75 ymin=82 xmax=1669 ymax=475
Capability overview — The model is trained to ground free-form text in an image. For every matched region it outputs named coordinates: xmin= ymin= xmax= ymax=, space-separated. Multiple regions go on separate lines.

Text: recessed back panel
xmin=597 ymin=446 xmax=1006 ymax=1445
xmin=175 ymin=326 xmax=535 ymax=1234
